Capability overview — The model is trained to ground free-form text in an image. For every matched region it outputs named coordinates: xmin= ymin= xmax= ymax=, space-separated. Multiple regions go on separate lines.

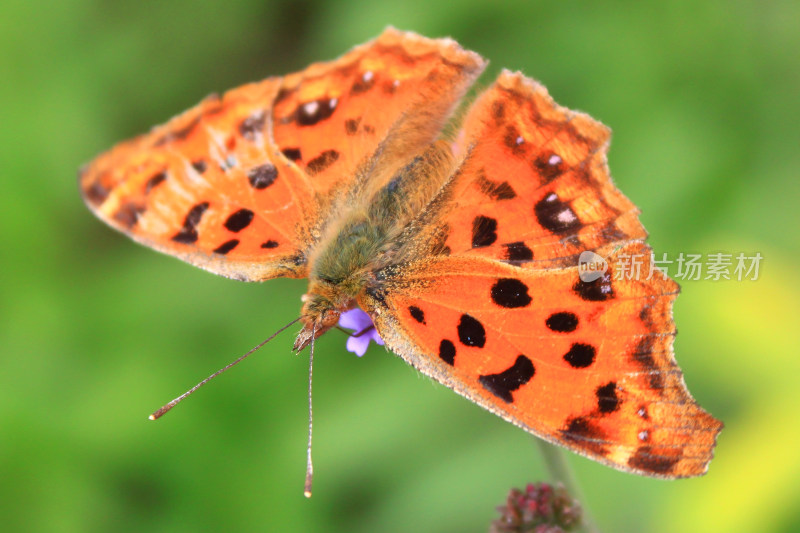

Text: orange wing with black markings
xmin=355 ymin=68 xmax=721 ymax=478
xmin=365 ymin=242 xmax=721 ymax=477
xmin=442 ymin=70 xmax=647 ymax=268
xmin=80 ymin=80 xmax=315 ymax=281
xmin=79 ymin=28 xmax=484 ymax=281
xmin=271 ymin=28 xmax=484 ymax=200
xmin=81 ymin=29 xmax=721 ymax=480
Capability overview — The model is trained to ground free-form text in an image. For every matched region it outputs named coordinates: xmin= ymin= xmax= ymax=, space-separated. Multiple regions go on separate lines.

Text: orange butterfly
xmin=80 ymin=28 xmax=721 ymax=479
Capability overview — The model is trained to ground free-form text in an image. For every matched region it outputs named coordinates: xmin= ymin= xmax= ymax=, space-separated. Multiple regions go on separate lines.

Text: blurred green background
xmin=2 ymin=1 xmax=798 ymax=532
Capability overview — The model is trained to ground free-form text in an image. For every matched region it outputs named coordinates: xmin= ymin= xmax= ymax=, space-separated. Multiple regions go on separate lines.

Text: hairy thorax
xmin=293 ymin=141 xmax=454 ymax=350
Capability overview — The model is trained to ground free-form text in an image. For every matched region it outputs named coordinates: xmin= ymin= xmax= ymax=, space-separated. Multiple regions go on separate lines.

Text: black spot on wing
xmin=561 ymin=416 xmax=607 ymax=455
xmin=408 ymin=306 xmax=425 ymax=324
xmin=260 ymin=240 xmax=279 ymax=249
xmin=503 ymin=242 xmax=533 ymax=263
xmin=488 ymin=181 xmax=516 ymax=200
xmin=533 ymin=152 xmax=566 ymax=182
xmin=144 ymin=171 xmax=166 ymax=194
xmin=545 ymin=312 xmax=578 ymax=333
xmin=471 ymin=216 xmax=498 ymax=248
xmin=113 ymin=202 xmax=145 ymax=229
xmin=478 ymin=355 xmax=535 ymax=403
xmin=213 ymin=239 xmax=239 ymax=255
xmin=191 ymin=160 xmax=207 ymax=174
xmin=439 ymin=339 xmax=456 ymax=365
xmin=224 ymin=209 xmax=254 ymax=233
xmin=350 ymin=71 xmax=376 ymax=94
xmin=491 ymin=278 xmax=532 ymax=308
xmin=476 ymin=172 xmax=517 ymax=200
xmin=247 ymin=163 xmax=278 ymax=189
xmin=172 ymin=202 xmax=209 ymax=244
xmin=503 ymin=125 xmax=526 ymax=156
xmin=534 ymin=192 xmax=581 ymax=234
xmin=345 ymin=118 xmax=360 ymax=135
xmin=627 ymin=446 xmax=680 ymax=475
xmin=573 ymin=272 xmax=614 ymax=301
xmin=563 ymin=343 xmax=596 ymax=368
xmin=596 ymin=382 xmax=620 ymax=413
xmin=238 ymin=110 xmax=266 ymax=141
xmin=85 ymin=181 xmax=110 ymax=206
xmin=306 ymin=150 xmax=339 ymax=175
xmin=295 ymin=98 xmax=338 ymax=127
xmin=281 ymin=147 xmax=302 ymax=162
xmin=457 ymin=314 xmax=486 ymax=348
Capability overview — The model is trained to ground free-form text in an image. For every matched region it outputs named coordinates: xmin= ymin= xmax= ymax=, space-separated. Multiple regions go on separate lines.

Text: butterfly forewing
xmin=80 ymin=28 xmax=485 ymax=282
xmin=79 ymin=78 xmax=319 ymax=281
xmin=442 ymin=71 xmax=647 ymax=268
xmin=270 ymin=27 xmax=485 ymax=201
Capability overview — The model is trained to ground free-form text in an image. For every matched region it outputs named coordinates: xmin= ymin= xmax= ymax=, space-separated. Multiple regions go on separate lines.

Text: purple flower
xmin=490 ymin=482 xmax=582 ymax=532
xmin=338 ymin=308 xmax=384 ymax=357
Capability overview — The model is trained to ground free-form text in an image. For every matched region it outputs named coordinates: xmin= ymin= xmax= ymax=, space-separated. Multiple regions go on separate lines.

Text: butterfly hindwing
xmin=364 ymin=242 xmax=721 ymax=478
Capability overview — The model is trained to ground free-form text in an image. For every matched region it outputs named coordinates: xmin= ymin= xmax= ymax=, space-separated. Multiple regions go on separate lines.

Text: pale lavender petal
xmin=339 ymin=308 xmax=384 ymax=355
xmin=370 ymin=329 xmax=385 ymax=346
xmin=346 ymin=335 xmax=370 ymax=357
xmin=339 ymin=308 xmax=372 ymax=331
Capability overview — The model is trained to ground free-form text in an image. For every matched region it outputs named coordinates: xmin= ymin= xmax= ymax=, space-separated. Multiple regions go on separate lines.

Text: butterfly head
xmin=293 ymin=281 xmax=355 ymax=352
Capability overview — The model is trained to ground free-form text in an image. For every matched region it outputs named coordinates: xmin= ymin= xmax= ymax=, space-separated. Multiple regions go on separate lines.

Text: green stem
xmin=535 ymin=439 xmax=600 ymax=533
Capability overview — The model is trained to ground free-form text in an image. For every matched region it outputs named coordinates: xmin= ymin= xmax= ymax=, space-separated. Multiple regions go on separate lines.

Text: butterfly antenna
xmin=149 ymin=317 xmax=302 ymax=420
xmin=304 ymin=323 xmax=316 ymax=498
